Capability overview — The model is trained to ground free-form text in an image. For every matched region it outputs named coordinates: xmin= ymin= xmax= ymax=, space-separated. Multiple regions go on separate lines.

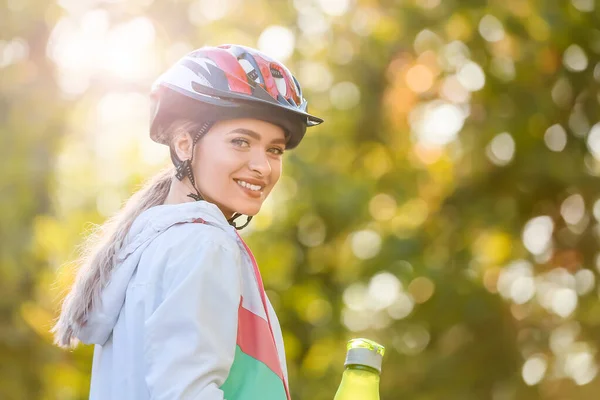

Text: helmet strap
xmin=170 ymin=121 xmax=214 ymax=201
xmin=228 ymin=213 xmax=253 ymax=230
xmin=171 ymin=149 xmax=203 ymax=200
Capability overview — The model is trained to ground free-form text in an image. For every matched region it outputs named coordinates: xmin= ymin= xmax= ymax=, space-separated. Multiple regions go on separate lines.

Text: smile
xmin=235 ymin=179 xmax=263 ymax=192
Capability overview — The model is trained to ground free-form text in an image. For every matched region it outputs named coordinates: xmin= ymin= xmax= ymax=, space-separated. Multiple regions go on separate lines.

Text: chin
xmin=222 ymin=199 xmax=262 ymax=217
xmin=235 ymin=204 xmax=262 ymax=217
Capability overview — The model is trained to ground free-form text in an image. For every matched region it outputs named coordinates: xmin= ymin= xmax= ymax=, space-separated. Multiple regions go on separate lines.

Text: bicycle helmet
xmin=149 ymin=44 xmax=323 ymax=149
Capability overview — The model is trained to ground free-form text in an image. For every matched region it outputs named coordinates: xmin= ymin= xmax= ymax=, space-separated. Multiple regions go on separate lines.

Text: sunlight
xmin=48 ymin=12 xmax=157 ymax=95
xmin=522 ymin=216 xmax=554 ymax=255
xmin=103 ymin=18 xmax=157 ymax=80
xmin=522 ymin=354 xmax=547 ymax=385
xmin=258 ymin=25 xmax=296 ymax=62
xmin=410 ymin=100 xmax=467 ymax=146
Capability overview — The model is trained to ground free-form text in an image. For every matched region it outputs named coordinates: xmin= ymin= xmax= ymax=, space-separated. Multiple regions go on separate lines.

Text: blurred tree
xmin=0 ymin=0 xmax=68 ymax=398
xmin=2 ymin=0 xmax=600 ymax=399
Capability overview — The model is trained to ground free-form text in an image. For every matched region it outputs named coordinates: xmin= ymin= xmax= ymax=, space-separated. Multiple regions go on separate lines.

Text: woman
xmin=52 ymin=44 xmax=323 ymax=400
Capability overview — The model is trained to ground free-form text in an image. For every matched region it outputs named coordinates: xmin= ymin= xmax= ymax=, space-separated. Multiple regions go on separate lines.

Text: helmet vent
xmin=270 ymin=68 xmax=283 ymax=78
xmin=247 ymin=70 xmax=259 ymax=82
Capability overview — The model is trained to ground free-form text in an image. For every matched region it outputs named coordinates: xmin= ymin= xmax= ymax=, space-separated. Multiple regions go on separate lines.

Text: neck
xmin=163 ymin=179 xmax=196 ymax=205
xmin=334 ymin=366 xmax=380 ymax=400
xmin=163 ymin=179 xmax=235 ymax=220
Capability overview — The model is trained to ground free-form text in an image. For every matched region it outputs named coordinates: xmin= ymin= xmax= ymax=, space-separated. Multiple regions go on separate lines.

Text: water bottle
xmin=333 ymin=338 xmax=385 ymax=400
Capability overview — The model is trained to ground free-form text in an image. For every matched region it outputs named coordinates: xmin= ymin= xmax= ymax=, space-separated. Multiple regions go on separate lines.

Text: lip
xmin=234 ymin=177 xmax=267 ymax=187
xmin=234 ymin=179 xmax=263 ymax=199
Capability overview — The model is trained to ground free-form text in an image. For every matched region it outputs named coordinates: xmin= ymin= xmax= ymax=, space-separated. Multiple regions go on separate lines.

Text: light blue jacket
xmin=76 ymin=201 xmax=289 ymax=399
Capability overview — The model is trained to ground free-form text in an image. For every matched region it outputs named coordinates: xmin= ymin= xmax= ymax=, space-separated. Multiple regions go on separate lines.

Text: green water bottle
xmin=333 ymin=338 xmax=385 ymax=400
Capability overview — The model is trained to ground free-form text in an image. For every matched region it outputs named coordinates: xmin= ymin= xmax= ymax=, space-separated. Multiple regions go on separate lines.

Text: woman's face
xmin=193 ymin=118 xmax=286 ymax=218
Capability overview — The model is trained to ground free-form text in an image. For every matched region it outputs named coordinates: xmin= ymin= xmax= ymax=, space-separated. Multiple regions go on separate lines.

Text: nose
xmin=248 ymin=149 xmax=272 ymax=177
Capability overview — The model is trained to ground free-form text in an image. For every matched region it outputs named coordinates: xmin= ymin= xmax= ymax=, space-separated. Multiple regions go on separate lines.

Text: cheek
xmin=270 ymin=160 xmax=283 ymax=184
xmin=194 ymin=148 xmax=242 ymax=188
xmin=195 ymin=159 xmax=227 ymax=183
xmin=193 ymin=152 xmax=222 ymax=187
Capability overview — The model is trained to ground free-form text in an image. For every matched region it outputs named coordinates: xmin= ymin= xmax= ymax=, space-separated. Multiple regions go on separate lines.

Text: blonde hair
xmin=52 ymin=119 xmax=204 ymax=348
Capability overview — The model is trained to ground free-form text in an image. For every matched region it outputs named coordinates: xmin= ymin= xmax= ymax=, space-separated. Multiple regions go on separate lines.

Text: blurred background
xmin=2 ymin=0 xmax=600 ymax=399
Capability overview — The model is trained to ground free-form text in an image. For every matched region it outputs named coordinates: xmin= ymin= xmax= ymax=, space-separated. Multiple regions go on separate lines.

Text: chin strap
xmin=228 ymin=213 xmax=253 ymax=230
xmin=170 ymin=121 xmax=253 ymax=230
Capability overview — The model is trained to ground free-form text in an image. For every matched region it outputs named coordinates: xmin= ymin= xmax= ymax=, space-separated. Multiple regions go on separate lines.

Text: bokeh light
xmin=563 ymin=44 xmax=588 ymax=72
xmin=561 ymin=194 xmax=585 ymax=226
xmin=393 ymin=324 xmax=430 ymax=355
xmin=522 ymin=216 xmax=554 ymax=255
xmin=544 ymin=124 xmax=568 ymax=152
xmin=571 ymin=0 xmax=595 ymax=12
xmin=0 ymin=37 xmax=29 ymax=68
xmin=587 ymin=123 xmax=600 ymax=160
xmin=315 ymin=0 xmax=351 ymax=16
xmin=410 ymin=100 xmax=467 ymax=146
xmin=522 ymin=354 xmax=548 ymax=386
xmin=330 ymin=81 xmax=361 ymax=109
xmin=298 ymin=61 xmax=334 ymax=92
xmin=258 ymin=25 xmax=296 ymax=61
xmin=406 ymin=64 xmax=434 ymax=93
xmin=297 ymin=213 xmax=327 ymax=247
xmin=369 ymin=193 xmax=397 ymax=221
xmin=457 ymin=61 xmax=485 ymax=91
xmin=478 ymin=15 xmax=505 ymax=43
xmin=350 ymin=229 xmax=382 ymax=259
xmin=486 ymin=132 xmax=516 ymax=166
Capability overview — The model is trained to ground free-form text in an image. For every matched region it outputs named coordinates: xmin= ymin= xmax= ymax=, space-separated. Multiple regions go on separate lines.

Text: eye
xmin=231 ymin=138 xmax=250 ymax=147
xmin=269 ymin=147 xmax=285 ymax=156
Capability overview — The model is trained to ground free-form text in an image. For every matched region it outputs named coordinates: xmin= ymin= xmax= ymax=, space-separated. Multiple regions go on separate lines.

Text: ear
xmin=171 ymin=131 xmax=194 ymax=161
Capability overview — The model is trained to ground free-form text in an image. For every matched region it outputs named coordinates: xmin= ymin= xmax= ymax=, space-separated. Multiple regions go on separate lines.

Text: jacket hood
xmin=54 ymin=201 xmax=238 ymax=347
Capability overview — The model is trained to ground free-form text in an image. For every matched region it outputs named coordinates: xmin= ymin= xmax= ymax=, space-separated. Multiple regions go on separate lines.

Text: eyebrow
xmin=228 ymin=128 xmax=287 ymax=146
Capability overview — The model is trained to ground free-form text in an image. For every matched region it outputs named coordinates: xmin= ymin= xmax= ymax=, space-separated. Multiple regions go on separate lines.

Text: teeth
xmin=236 ymin=180 xmax=262 ymax=191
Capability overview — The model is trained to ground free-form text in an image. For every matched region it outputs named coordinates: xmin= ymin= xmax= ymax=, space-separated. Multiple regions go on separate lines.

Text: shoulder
xmin=150 ymin=221 xmax=243 ymax=274
xmin=153 ymin=220 xmax=239 ymax=253
xmin=146 ymin=221 xmax=244 ymax=292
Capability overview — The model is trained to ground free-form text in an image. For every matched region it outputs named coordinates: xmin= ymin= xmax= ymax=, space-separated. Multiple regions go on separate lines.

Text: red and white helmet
xmin=150 ymin=44 xmax=323 ymax=149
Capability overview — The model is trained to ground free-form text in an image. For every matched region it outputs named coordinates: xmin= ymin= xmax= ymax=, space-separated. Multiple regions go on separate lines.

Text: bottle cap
xmin=344 ymin=338 xmax=385 ymax=373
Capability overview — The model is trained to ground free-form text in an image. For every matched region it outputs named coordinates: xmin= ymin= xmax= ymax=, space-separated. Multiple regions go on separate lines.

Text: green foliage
xmin=3 ymin=0 xmax=600 ymax=399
